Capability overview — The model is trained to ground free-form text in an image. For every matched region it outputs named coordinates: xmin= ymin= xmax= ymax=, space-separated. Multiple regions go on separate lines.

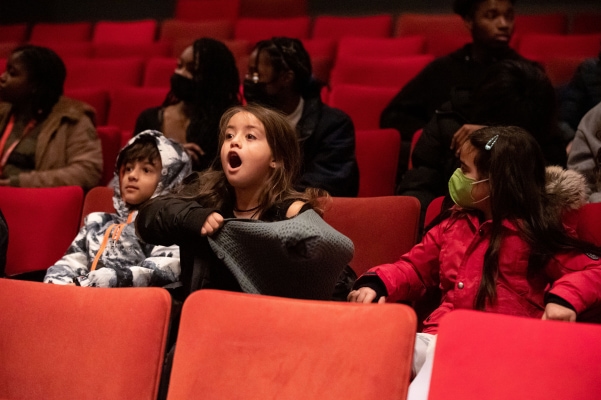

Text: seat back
xmin=0 ymin=186 xmax=83 ymax=276
xmin=517 ymin=33 xmax=601 ymax=63
xmin=239 ymin=0 xmax=307 ymax=18
xmin=107 ymin=87 xmax=168 ymax=135
xmin=29 ymin=22 xmax=93 ymax=43
xmin=96 ymin=125 xmax=123 ymax=186
xmin=355 ymin=129 xmax=400 ymax=197
xmin=81 ymin=186 xmax=116 ymax=226
xmin=63 ymin=57 xmax=145 ymax=90
xmin=323 ymin=196 xmax=420 ymax=277
xmin=174 ymin=0 xmax=240 ymax=22
xmin=330 ymin=55 xmax=434 ymax=89
xmin=0 ymin=23 xmax=29 ymax=43
xmin=328 ymin=84 xmax=398 ymax=129
xmin=0 ymin=279 xmax=171 ymax=400
xmin=92 ymin=19 xmax=158 ymax=44
xmin=65 ymin=87 xmax=110 ymax=126
xmin=159 ymin=19 xmax=234 ymax=43
xmin=571 ymin=12 xmax=601 ymax=34
xmin=167 ymin=289 xmax=416 ymax=400
xmin=234 ymin=17 xmax=311 ymax=43
xmin=142 ymin=57 xmax=175 ymax=87
xmin=336 ymin=36 xmax=426 ymax=59
xmin=312 ymin=14 xmax=393 ymax=39
xmin=429 ymin=310 xmax=601 ymax=400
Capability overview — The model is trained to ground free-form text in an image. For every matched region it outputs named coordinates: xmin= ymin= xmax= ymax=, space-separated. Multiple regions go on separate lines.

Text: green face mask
xmin=448 ymin=168 xmax=490 ymax=209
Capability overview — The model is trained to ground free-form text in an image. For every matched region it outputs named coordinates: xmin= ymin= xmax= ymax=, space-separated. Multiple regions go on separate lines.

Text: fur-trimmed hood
xmin=545 ymin=166 xmax=589 ymax=216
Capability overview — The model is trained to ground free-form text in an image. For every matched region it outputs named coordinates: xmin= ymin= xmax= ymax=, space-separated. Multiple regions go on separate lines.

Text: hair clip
xmin=485 ymin=135 xmax=499 ymax=150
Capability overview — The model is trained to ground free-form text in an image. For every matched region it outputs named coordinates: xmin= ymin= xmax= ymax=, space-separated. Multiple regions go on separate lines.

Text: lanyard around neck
xmin=0 ymin=115 xmax=37 ymax=174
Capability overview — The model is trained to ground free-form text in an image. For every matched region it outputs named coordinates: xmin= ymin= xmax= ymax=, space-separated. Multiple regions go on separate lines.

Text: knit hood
xmin=112 ymin=130 xmax=192 ymax=220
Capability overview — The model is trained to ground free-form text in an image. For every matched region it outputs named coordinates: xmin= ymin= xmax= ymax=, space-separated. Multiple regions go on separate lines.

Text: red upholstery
xmin=514 ymin=13 xmax=569 ymax=36
xmin=174 ymin=0 xmax=240 ymax=22
xmin=424 ymin=195 xmax=445 ymax=228
xmin=159 ymin=19 xmax=234 ymax=42
xmin=517 ymin=33 xmax=601 ymax=63
xmin=29 ymin=22 xmax=93 ymax=43
xmin=408 ymin=128 xmax=423 ymax=170
xmin=239 ymin=0 xmax=307 ymax=18
xmin=0 ymin=23 xmax=29 ymax=43
xmin=328 ymin=84 xmax=398 ymax=129
xmin=96 ymin=126 xmax=123 ymax=187
xmin=394 ymin=13 xmax=466 ymax=37
xmin=107 ymin=87 xmax=168 ymax=138
xmin=329 ymin=55 xmax=434 ymax=89
xmin=576 ymin=202 xmax=601 ymax=247
xmin=312 ymin=14 xmax=393 ymax=39
xmin=429 ymin=310 xmax=601 ymax=400
xmin=92 ymin=19 xmax=158 ymax=44
xmin=355 ymin=129 xmax=400 ymax=197
xmin=81 ymin=186 xmax=115 ymax=226
xmin=63 ymin=57 xmax=145 ymax=90
xmin=571 ymin=12 xmax=601 ymax=34
xmin=142 ymin=57 xmax=175 ymax=88
xmin=0 ymin=186 xmax=83 ymax=276
xmin=323 ymin=196 xmax=420 ymax=277
xmin=336 ymin=36 xmax=426 ymax=59
xmin=425 ymin=33 xmax=472 ymax=57
xmin=28 ymin=41 xmax=94 ymax=59
xmin=234 ymin=17 xmax=311 ymax=43
xmin=168 ymin=289 xmax=416 ymax=400
xmin=542 ymin=57 xmax=588 ymax=87
xmin=0 ymin=42 xmax=18 ymax=58
xmin=93 ymin=41 xmax=172 ymax=58
xmin=64 ymin=87 xmax=110 ymax=125
xmin=0 ymin=279 xmax=171 ymax=400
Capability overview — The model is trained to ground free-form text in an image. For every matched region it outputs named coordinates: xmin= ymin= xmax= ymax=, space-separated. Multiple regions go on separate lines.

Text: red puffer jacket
xmin=367 ymin=211 xmax=601 ymax=334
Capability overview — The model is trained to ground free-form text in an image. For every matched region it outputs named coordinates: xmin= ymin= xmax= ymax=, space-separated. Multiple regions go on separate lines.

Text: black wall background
xmin=1 ymin=0 xmax=599 ymax=24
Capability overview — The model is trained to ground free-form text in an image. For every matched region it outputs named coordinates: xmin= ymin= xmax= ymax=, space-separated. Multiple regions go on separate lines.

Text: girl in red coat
xmin=348 ymin=126 xmax=601 ymax=400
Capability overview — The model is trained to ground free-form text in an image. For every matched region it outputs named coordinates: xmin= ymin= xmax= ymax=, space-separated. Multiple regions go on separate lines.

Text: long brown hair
xmin=180 ymin=104 xmax=325 ymax=216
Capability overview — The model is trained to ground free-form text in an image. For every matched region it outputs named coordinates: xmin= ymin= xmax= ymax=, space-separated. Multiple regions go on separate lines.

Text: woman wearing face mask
xmin=348 ymin=126 xmax=601 ymax=400
xmin=134 ymin=38 xmax=240 ymax=171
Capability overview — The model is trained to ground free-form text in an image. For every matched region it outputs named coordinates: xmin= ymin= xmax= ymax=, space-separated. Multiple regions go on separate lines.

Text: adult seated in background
xmin=567 ymin=100 xmax=601 ymax=198
xmin=380 ymin=0 xmax=527 ymax=179
xmin=559 ymin=49 xmax=601 ymax=146
xmin=243 ymin=37 xmax=359 ymax=197
xmin=0 ymin=45 xmax=101 ymax=189
xmin=135 ymin=38 xmax=241 ymax=171
xmin=399 ymin=59 xmax=566 ymax=228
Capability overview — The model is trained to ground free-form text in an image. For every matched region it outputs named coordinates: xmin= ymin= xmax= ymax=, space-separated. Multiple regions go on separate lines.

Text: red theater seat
xmin=234 ymin=17 xmax=311 ymax=43
xmin=355 ymin=129 xmax=401 ymax=197
xmin=336 ymin=36 xmax=426 ymax=59
xmin=29 ymin=22 xmax=93 ymax=43
xmin=174 ymin=0 xmax=240 ymax=22
xmin=63 ymin=57 xmax=145 ymax=90
xmin=93 ymin=19 xmax=158 ymax=44
xmin=328 ymin=84 xmax=398 ymax=130
xmin=312 ymin=14 xmax=393 ymax=39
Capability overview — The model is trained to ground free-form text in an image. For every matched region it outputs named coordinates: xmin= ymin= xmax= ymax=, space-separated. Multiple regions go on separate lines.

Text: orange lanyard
xmin=90 ymin=212 xmax=135 ymax=272
xmin=0 ymin=115 xmax=37 ymax=175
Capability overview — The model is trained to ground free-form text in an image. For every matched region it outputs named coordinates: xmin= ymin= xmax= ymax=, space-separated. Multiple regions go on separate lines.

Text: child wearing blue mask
xmin=348 ymin=126 xmax=601 ymax=400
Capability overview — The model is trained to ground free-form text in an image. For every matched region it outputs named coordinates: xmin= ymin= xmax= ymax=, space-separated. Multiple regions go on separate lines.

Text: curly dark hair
xmin=10 ymin=44 xmax=66 ymax=119
xmin=252 ymin=37 xmax=322 ymax=97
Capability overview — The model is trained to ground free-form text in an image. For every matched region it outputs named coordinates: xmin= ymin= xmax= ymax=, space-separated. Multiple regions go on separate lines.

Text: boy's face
xmin=119 ymin=158 xmax=162 ymax=206
xmin=466 ymin=0 xmax=514 ymax=50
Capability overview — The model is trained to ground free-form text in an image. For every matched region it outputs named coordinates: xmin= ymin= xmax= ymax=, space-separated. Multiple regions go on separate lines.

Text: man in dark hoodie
xmin=380 ymin=0 xmax=528 ymax=180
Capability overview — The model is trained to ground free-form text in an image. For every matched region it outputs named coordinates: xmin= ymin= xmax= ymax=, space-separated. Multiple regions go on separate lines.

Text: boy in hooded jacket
xmin=44 ymin=130 xmax=192 ymax=287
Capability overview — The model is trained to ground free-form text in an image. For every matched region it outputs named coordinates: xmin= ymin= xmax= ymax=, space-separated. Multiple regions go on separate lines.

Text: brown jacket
xmin=0 ymin=96 xmax=102 ymax=190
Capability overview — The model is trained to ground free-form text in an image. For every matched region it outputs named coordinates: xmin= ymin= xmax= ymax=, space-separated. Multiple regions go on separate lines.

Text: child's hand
xmin=201 ymin=212 xmax=224 ymax=236
xmin=347 ymin=287 xmax=386 ymax=303
xmin=542 ymin=303 xmax=577 ymax=322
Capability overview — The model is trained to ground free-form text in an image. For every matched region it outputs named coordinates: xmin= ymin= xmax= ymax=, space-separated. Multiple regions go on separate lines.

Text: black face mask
xmin=170 ymin=73 xmax=196 ymax=102
xmin=243 ymin=79 xmax=279 ymax=109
